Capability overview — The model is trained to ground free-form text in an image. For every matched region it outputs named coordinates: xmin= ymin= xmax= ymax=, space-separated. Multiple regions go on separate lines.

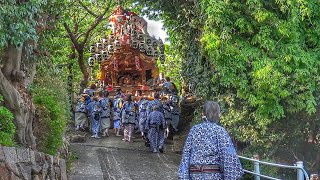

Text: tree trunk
xmin=0 ymin=44 xmax=36 ymax=149
xmin=77 ymin=50 xmax=89 ymax=93
xmin=1 ymin=45 xmax=25 ymax=84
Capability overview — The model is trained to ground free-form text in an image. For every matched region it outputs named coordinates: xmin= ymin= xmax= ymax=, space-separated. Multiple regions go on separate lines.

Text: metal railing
xmin=238 ymin=155 xmax=312 ymax=180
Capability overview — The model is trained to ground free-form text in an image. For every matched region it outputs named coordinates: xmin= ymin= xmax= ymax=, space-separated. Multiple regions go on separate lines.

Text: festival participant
xmin=88 ymin=97 xmax=102 ymax=138
xmin=135 ymin=90 xmax=143 ymax=132
xmin=86 ymin=96 xmax=99 ymax=133
xmin=120 ymin=94 xmax=137 ymax=142
xmin=162 ymin=77 xmax=173 ymax=95
xmin=75 ymin=95 xmax=88 ymax=131
xmin=147 ymin=92 xmax=163 ymax=115
xmin=162 ymin=98 xmax=173 ymax=133
xmin=113 ymin=90 xmax=124 ymax=137
xmin=178 ymin=101 xmax=243 ymax=180
xmin=145 ymin=105 xmax=167 ymax=153
xmin=170 ymin=90 xmax=180 ymax=132
xmin=87 ymin=84 xmax=97 ymax=97
xmin=138 ymin=96 xmax=149 ymax=139
xmin=98 ymin=90 xmax=112 ymax=137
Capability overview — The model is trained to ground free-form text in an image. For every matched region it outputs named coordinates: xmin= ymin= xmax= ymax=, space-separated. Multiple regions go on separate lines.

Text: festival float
xmin=87 ymin=6 xmax=165 ymax=96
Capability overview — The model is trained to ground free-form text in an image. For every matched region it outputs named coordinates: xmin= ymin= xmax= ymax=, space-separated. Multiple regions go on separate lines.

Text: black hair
xmin=127 ymin=94 xmax=132 ymax=102
xmin=137 ymin=90 xmax=142 ymax=96
xmin=154 ymin=93 xmax=160 ymax=99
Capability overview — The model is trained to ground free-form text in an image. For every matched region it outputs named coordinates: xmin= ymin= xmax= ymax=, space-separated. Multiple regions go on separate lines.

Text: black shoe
xmin=159 ymin=148 xmax=164 ymax=153
xmin=145 ymin=141 xmax=150 ymax=147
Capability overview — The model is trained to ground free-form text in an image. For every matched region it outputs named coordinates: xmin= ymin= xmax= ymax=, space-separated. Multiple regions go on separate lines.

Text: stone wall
xmin=0 ymin=146 xmax=67 ymax=180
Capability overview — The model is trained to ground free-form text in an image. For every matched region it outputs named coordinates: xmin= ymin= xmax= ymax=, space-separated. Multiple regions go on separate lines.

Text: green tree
xmin=60 ymin=0 xmax=137 ymax=91
xmin=138 ymin=0 xmax=320 ymax=172
xmin=0 ymin=0 xmax=64 ymax=148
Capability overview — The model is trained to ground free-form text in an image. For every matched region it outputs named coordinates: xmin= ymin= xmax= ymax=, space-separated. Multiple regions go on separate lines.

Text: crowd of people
xmin=74 ymin=78 xmax=180 ymax=153
xmin=75 ymin=76 xmax=244 ymax=179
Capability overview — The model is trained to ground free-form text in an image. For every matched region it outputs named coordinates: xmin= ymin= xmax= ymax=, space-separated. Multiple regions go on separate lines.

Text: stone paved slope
xmin=69 ymin=135 xmax=181 ymax=180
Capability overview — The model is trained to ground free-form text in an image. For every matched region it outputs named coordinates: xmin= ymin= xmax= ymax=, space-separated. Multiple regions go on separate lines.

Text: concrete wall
xmin=0 ymin=146 xmax=67 ymax=180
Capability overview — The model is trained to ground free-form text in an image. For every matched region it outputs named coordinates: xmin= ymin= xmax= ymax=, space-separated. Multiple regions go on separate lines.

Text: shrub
xmin=32 ymin=65 xmax=70 ymax=155
xmin=0 ymin=95 xmax=16 ymax=146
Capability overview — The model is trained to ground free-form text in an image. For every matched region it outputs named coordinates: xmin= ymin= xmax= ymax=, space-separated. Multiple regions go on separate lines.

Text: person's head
xmin=135 ymin=90 xmax=142 ymax=97
xmin=104 ymin=91 xmax=109 ymax=97
xmin=92 ymin=96 xmax=99 ymax=102
xmin=80 ymin=97 xmax=85 ymax=102
xmin=172 ymin=89 xmax=178 ymax=95
xmin=90 ymin=84 xmax=97 ymax=90
xmin=98 ymin=89 xmax=104 ymax=97
xmin=116 ymin=88 xmax=121 ymax=96
xmin=125 ymin=94 xmax=132 ymax=102
xmin=159 ymin=72 xmax=164 ymax=79
xmin=152 ymin=105 xmax=160 ymax=112
xmin=203 ymin=101 xmax=220 ymax=123
xmin=153 ymin=93 xmax=160 ymax=99
xmin=141 ymin=95 xmax=147 ymax=100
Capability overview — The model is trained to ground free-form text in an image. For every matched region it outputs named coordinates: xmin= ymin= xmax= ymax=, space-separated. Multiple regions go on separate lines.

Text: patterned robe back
xmin=113 ymin=96 xmax=123 ymax=120
xmin=121 ymin=102 xmax=137 ymax=124
xmin=178 ymin=121 xmax=243 ymax=180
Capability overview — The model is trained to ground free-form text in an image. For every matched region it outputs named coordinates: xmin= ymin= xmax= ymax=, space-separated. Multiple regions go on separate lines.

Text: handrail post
xmin=253 ymin=154 xmax=260 ymax=180
xmin=296 ymin=161 xmax=304 ymax=180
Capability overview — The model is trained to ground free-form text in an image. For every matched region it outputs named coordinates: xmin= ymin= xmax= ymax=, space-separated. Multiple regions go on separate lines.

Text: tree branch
xmin=81 ymin=4 xmax=110 ymax=46
xmin=77 ymin=0 xmax=98 ymax=17
xmin=63 ymin=23 xmax=82 ymax=51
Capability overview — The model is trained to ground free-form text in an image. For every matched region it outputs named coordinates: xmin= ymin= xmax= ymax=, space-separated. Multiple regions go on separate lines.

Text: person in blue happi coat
xmin=138 ymin=96 xmax=150 ymax=146
xmin=113 ymin=90 xmax=124 ymax=137
xmin=87 ymin=97 xmax=102 ymax=138
xmin=170 ymin=90 xmax=180 ymax=132
xmin=147 ymin=92 xmax=163 ymax=116
xmin=98 ymin=90 xmax=112 ymax=137
xmin=75 ymin=94 xmax=88 ymax=131
xmin=120 ymin=94 xmax=137 ymax=142
xmin=178 ymin=101 xmax=243 ymax=180
xmin=145 ymin=105 xmax=167 ymax=153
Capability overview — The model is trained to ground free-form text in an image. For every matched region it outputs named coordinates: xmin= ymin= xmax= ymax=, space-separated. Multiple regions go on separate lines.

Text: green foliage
xmin=32 ymin=63 xmax=70 ymax=155
xmin=0 ymin=0 xmax=47 ymax=47
xmin=138 ymin=0 xmax=320 ymax=172
xmin=0 ymin=96 xmax=16 ymax=146
xmin=158 ymin=44 xmax=183 ymax=91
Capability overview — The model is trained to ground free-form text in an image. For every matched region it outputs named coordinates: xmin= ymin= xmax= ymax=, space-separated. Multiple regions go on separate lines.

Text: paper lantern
xmin=108 ymin=45 xmax=114 ymax=54
xmin=159 ymin=54 xmax=165 ymax=64
xmin=132 ymin=40 xmax=138 ymax=49
xmin=90 ymin=45 xmax=96 ymax=53
xmin=95 ymin=54 xmax=102 ymax=64
xmin=152 ymin=41 xmax=158 ymax=49
xmin=139 ymin=43 xmax=145 ymax=52
xmin=153 ymin=50 xmax=159 ymax=57
xmin=96 ymin=43 xmax=103 ymax=52
xmin=115 ymin=40 xmax=121 ymax=49
xmin=146 ymin=46 xmax=153 ymax=56
xmin=159 ymin=44 xmax=165 ymax=53
xmin=101 ymin=51 xmax=108 ymax=60
xmin=138 ymin=34 xmax=144 ymax=42
xmin=145 ymin=37 xmax=152 ymax=45
xmin=88 ymin=57 xmax=95 ymax=67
